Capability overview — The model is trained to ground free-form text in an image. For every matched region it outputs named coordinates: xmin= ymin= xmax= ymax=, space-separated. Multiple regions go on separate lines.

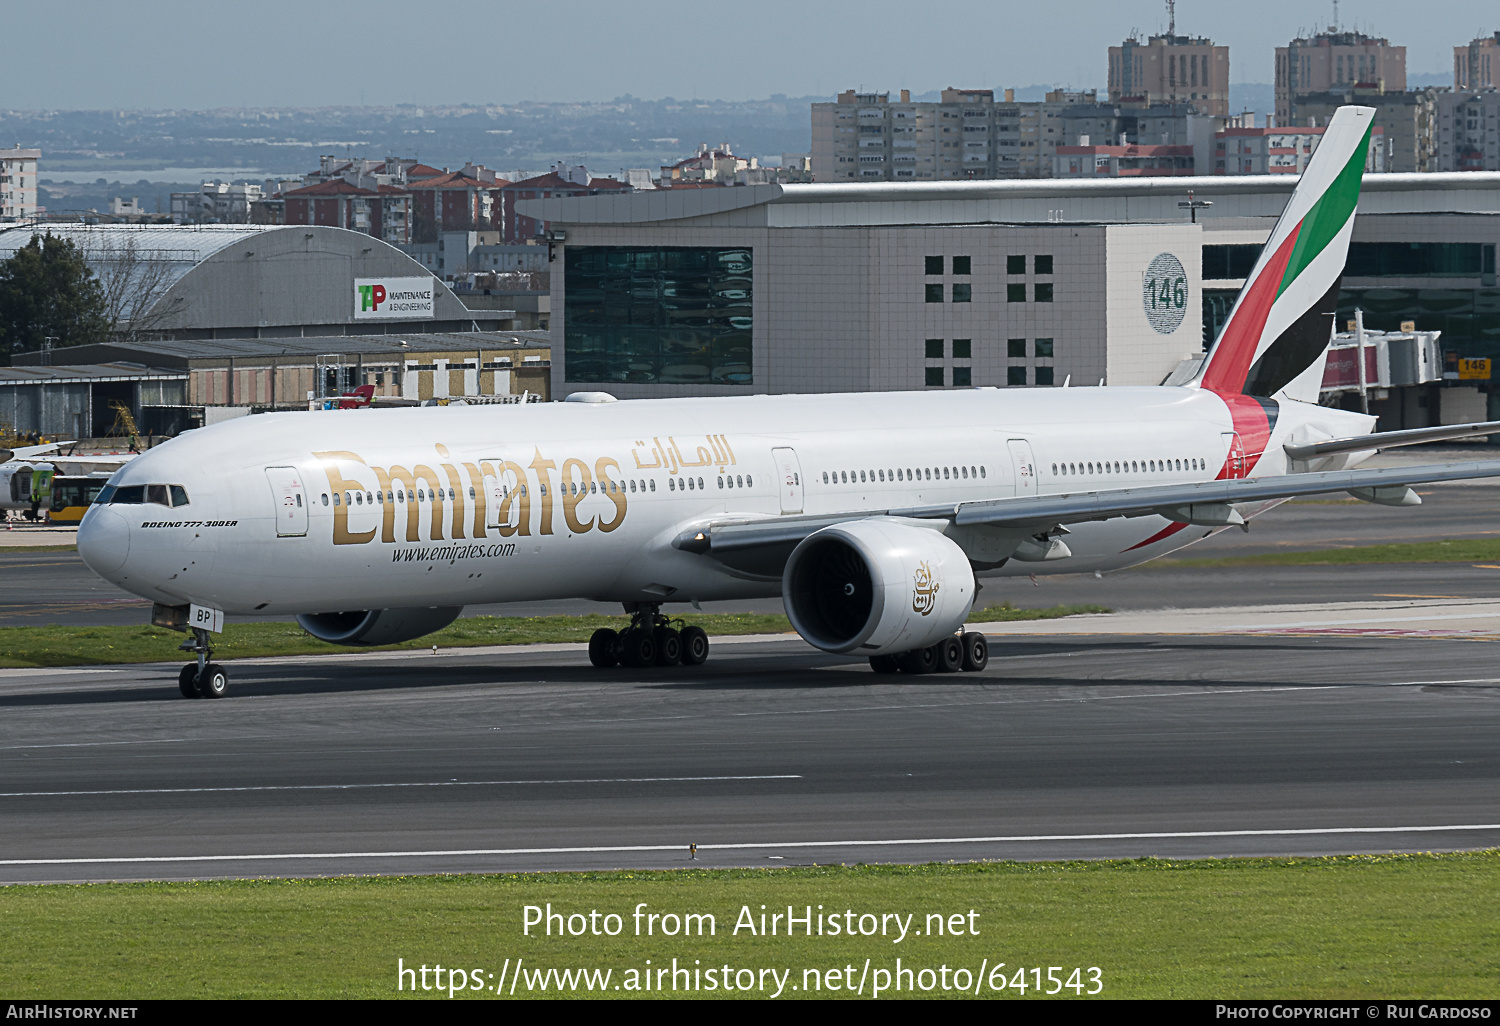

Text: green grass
xmin=1159 ymin=538 xmax=1500 ymax=568
xmin=0 ymin=544 xmax=78 ymax=553
xmin=0 ymin=603 xmax=1108 ymax=669
xmin=0 ymin=853 xmax=1494 ymax=999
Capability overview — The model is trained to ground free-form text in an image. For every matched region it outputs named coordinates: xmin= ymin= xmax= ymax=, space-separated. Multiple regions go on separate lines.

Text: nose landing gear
xmin=588 ymin=603 xmax=711 ymax=669
xmin=177 ymin=626 xmax=229 ymax=699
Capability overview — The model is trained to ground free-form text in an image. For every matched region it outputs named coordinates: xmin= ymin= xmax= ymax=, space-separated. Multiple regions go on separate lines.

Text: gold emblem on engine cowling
xmin=912 ymin=561 xmax=940 ymax=615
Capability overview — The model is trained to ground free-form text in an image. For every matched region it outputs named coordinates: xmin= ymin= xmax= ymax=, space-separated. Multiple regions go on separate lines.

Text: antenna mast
xmin=1167 ymin=0 xmax=1176 ymax=36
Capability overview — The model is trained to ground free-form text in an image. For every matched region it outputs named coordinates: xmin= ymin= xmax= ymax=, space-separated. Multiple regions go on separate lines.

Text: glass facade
xmin=1338 ymin=288 xmax=1500 ymax=358
xmin=1205 ymin=243 xmax=1498 ymax=281
xmin=564 ymin=247 xmax=752 ymax=385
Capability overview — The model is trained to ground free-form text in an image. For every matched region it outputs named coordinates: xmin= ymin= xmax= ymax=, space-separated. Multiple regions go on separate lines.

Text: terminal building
xmin=519 ymin=172 xmax=1500 ymax=428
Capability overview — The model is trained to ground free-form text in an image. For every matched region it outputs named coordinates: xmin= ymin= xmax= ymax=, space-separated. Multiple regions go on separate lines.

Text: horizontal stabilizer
xmin=1284 ymin=420 xmax=1500 ymax=461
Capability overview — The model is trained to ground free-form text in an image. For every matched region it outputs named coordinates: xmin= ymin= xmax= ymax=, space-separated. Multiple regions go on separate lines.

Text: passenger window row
xmin=1051 ymin=458 xmax=1205 ymax=476
xmin=315 ymin=478 xmax=662 ymax=508
xmin=823 ymin=466 xmax=987 ymax=485
xmin=98 ymin=484 xmax=190 ymax=507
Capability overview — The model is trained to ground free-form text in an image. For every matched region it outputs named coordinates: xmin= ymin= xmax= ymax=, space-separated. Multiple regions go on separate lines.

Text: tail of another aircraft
xmin=1194 ymin=105 xmax=1376 ymax=401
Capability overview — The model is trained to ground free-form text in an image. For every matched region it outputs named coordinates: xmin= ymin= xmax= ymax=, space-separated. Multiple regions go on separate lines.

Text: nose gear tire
xmin=177 ymin=664 xmax=201 ymax=699
xmin=198 ymin=664 xmax=229 ymax=699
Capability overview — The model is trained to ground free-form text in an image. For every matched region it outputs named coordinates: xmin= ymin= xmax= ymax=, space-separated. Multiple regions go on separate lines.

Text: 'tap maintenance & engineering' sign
xmin=354 ymin=277 xmax=436 ymax=320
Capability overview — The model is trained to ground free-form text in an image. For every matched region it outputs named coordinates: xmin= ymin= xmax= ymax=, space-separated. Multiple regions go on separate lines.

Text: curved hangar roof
xmin=0 ymin=224 xmax=471 ymax=335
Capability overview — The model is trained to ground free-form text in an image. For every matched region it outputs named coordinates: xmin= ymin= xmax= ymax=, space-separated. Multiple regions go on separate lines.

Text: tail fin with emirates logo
xmin=1193 ymin=105 xmax=1376 ymax=401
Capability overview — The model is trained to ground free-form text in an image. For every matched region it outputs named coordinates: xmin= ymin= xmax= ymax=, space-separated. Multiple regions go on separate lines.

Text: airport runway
xmin=1 ymin=447 xmax=1496 ymax=883
xmin=0 ymin=623 xmax=1497 ymax=884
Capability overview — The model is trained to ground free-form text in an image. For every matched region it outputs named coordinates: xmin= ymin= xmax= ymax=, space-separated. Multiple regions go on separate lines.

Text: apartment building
xmin=1276 ymin=29 xmax=1407 ymax=127
xmin=1108 ymin=32 xmax=1230 ymax=116
xmin=1293 ymin=87 xmax=1436 ymax=173
xmin=1211 ymin=125 xmax=1385 ymax=175
xmin=1455 ymin=31 xmax=1500 ymax=90
xmin=1435 ymin=91 xmax=1500 ymax=172
xmin=0 ymin=146 xmax=40 ymax=222
xmin=812 ymin=88 xmax=1091 ymax=182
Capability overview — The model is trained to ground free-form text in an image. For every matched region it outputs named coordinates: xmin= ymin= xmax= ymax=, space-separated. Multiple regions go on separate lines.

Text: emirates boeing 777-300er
xmin=76 ymin=106 xmax=1500 ymax=698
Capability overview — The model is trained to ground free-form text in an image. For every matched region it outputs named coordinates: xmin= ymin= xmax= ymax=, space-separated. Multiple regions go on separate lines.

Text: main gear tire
xmin=869 ymin=654 xmax=901 ymax=674
xmin=899 ymin=645 xmax=939 ymax=675
xmin=654 ymin=627 xmax=682 ymax=666
xmin=936 ymin=635 xmax=964 ymax=673
xmin=680 ymin=625 xmax=710 ymax=666
xmin=618 ymin=628 xmax=657 ymax=668
xmin=961 ymin=631 xmax=989 ymax=672
xmin=588 ymin=628 xmax=620 ymax=668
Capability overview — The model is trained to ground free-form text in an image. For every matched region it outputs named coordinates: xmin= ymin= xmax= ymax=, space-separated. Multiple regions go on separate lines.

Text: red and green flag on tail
xmin=1196 ymin=106 xmax=1377 ymax=400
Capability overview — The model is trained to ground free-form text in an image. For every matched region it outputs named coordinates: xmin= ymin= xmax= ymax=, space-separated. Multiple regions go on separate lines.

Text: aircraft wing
xmin=0 ymin=442 xmax=72 ymax=463
xmin=676 ymin=460 xmax=1500 ymax=564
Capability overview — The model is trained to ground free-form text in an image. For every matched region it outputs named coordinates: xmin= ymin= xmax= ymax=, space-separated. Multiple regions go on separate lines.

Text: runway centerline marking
xmin=5 ymin=824 xmax=1498 ymax=866
xmin=0 ymin=774 xmax=803 ymax=798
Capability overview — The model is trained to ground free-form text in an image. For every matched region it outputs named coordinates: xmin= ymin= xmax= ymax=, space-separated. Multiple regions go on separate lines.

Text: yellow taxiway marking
xmin=1473 ymin=565 xmax=1500 ymax=570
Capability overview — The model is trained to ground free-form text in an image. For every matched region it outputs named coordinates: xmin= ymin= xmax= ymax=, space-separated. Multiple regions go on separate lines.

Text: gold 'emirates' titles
xmin=314 ymin=436 xmax=738 ymax=546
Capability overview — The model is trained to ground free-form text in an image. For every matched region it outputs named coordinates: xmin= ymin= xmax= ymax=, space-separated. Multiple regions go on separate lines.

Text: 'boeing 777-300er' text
xmin=76 ymin=106 xmax=1500 ymax=698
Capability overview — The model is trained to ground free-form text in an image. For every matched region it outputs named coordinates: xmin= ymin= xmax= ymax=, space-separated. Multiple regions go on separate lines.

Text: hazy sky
xmin=1 ymin=0 xmax=1493 ymax=109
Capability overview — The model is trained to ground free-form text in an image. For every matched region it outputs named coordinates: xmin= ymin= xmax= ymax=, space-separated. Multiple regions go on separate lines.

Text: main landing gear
xmin=868 ymin=631 xmax=988 ymax=676
xmin=588 ymin=603 xmax=710 ymax=669
xmin=177 ymin=626 xmax=228 ymax=699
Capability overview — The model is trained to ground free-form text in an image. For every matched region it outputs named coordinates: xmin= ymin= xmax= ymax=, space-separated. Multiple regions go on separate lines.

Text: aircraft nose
xmin=77 ymin=505 xmax=131 ymax=577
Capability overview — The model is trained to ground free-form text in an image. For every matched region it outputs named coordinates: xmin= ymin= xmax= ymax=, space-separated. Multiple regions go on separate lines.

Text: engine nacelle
xmin=783 ymin=519 xmax=975 ymax=656
xmin=297 ymin=606 xmax=463 ymax=646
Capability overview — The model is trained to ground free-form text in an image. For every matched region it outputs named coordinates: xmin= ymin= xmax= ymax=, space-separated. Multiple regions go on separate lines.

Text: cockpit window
xmin=108 ymin=484 xmax=190 ymax=507
xmin=93 ymin=484 xmax=116 ymax=505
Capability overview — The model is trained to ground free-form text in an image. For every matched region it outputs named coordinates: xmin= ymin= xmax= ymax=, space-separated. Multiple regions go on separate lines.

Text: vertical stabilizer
xmin=1195 ymin=106 xmax=1375 ymax=398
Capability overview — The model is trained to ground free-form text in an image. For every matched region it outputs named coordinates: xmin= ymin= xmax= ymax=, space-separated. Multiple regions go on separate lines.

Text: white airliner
xmin=77 ymin=106 xmax=1500 ymax=698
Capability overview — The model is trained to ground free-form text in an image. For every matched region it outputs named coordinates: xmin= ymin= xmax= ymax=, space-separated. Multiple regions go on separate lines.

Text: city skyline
xmin=0 ymin=0 xmax=1493 ymax=111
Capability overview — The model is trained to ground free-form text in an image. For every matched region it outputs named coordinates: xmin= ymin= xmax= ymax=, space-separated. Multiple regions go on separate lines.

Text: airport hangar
xmin=0 ymin=223 xmax=532 ymax=340
xmin=0 ymin=332 xmax=551 ymax=439
xmin=521 ymin=172 xmax=1500 ymax=428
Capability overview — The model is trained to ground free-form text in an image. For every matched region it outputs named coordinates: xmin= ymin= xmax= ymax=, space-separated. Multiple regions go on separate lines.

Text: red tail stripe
xmin=1199 ymin=223 xmax=1302 ymax=395
xmin=1214 ymin=393 xmax=1275 ymax=479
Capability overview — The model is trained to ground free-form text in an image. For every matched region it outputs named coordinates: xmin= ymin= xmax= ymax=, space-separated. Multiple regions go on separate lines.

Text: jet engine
xmin=297 ymin=606 xmax=463 ymax=646
xmin=782 ymin=519 xmax=975 ymax=656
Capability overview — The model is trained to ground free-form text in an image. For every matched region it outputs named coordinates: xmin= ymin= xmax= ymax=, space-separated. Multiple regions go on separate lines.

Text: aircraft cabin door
xmin=1223 ymin=432 xmax=1246 ymax=479
xmin=772 ymin=447 xmax=803 ymax=514
xmin=1007 ymin=439 xmax=1037 ymax=497
xmin=265 ymin=467 xmax=308 ymax=537
xmin=482 ymin=459 xmax=520 ymax=531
